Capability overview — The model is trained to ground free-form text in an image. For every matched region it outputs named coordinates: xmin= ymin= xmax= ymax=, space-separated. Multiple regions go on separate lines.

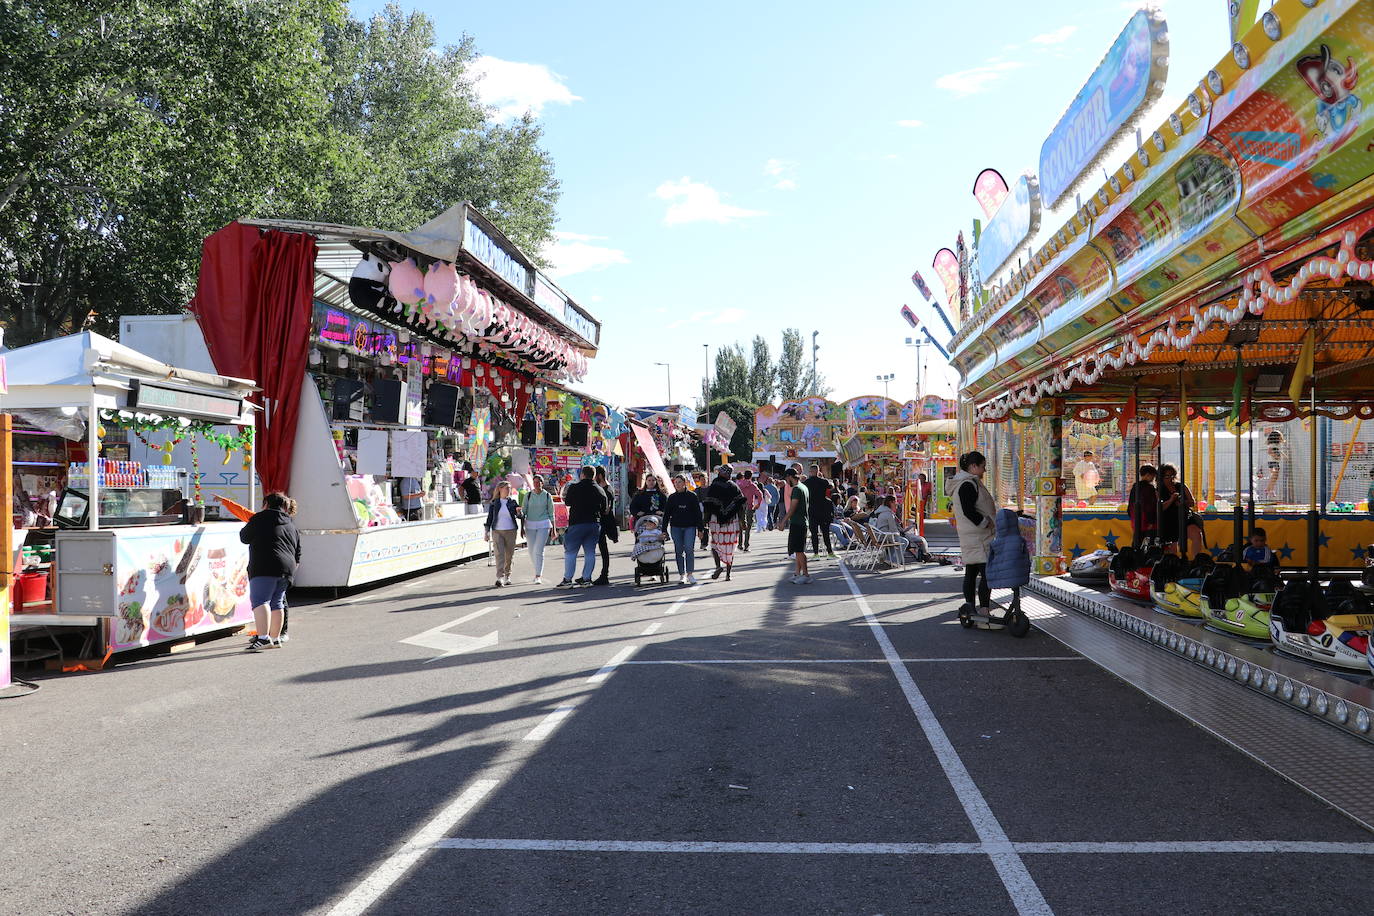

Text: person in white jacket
xmin=946 ymin=451 xmax=996 ymax=611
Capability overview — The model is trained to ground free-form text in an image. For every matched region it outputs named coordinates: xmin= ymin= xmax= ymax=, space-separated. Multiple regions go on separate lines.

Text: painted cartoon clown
xmin=1296 ymin=43 xmax=1361 ymax=148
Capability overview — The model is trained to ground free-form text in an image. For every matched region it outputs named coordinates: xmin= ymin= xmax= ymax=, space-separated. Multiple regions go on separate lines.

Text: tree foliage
xmin=712 ymin=343 xmax=751 ymax=403
xmin=775 ymin=329 xmax=807 ymax=400
xmin=747 ymin=335 xmax=774 ymax=405
xmin=0 ymin=1 xmax=561 ymax=347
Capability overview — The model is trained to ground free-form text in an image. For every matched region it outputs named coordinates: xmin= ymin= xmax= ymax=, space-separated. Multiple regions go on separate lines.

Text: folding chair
xmin=861 ymin=522 xmax=905 ymax=570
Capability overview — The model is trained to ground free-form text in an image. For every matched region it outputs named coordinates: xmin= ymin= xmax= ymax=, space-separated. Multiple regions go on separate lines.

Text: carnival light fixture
xmin=1169 ymin=112 xmax=1184 ymax=136
xmin=1153 ymin=131 xmax=1167 ymax=153
xmin=1232 ymin=42 xmax=1250 ymax=69
xmin=1262 ymin=11 xmax=1281 ymax=41
xmin=1206 ymin=70 xmax=1224 ymax=95
xmin=1187 ymin=93 xmax=1203 ymax=118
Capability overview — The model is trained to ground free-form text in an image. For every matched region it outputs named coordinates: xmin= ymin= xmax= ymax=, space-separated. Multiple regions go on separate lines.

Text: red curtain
xmin=190 ymin=222 xmax=317 ymax=495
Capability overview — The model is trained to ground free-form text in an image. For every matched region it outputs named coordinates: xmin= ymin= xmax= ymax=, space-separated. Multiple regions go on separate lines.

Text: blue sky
xmin=353 ymin=0 xmax=1230 ymax=408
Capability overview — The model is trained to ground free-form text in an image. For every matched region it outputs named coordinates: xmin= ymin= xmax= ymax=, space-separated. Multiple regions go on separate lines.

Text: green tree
xmin=775 ymin=329 xmax=807 ymax=399
xmin=712 ymin=343 xmax=751 ymax=402
xmin=747 ymin=335 xmax=775 ymax=405
xmin=0 ymin=2 xmax=562 ymax=348
xmin=801 ymin=365 xmax=833 ymax=398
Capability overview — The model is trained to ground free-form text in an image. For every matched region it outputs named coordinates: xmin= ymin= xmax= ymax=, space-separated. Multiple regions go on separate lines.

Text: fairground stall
xmin=945 ymin=0 xmax=1374 ymax=741
xmin=4 ymin=332 xmax=258 ymax=666
xmin=753 ymin=395 xmax=954 ymax=493
xmin=158 ymin=203 xmax=600 ymax=588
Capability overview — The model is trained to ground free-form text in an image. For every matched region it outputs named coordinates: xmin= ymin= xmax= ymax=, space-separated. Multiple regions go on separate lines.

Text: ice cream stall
xmin=3 ymin=332 xmax=258 ymax=663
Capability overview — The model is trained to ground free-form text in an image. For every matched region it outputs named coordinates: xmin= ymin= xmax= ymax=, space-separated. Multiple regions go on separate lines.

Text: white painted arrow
xmin=401 ymin=606 xmax=499 ymax=661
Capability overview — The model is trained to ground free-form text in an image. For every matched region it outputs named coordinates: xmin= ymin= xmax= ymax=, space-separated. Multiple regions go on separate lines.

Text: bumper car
xmin=1149 ymin=553 xmax=1212 ymax=619
xmin=1108 ymin=543 xmax=1160 ymax=602
xmin=1200 ymin=564 xmax=1279 ymax=640
xmin=1359 ymin=545 xmax=1374 ymax=595
xmin=1067 ymin=547 xmax=1114 ymax=584
xmin=1269 ymin=578 xmax=1373 ymax=671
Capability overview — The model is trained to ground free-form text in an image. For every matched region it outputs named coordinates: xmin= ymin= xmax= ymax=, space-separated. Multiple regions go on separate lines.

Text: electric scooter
xmin=958 ymin=587 xmax=1031 ymax=638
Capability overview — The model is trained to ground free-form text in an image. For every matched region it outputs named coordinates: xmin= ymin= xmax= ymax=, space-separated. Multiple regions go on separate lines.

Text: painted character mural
xmin=1297 ymin=43 xmax=1361 ymax=148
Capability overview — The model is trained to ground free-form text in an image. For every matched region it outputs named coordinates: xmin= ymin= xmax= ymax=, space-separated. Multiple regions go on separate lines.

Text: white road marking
xmin=642 ymin=620 xmax=665 ymax=635
xmin=587 ymin=645 xmax=639 ymax=683
xmin=328 ymin=778 xmax=498 ymax=916
xmin=429 ymin=838 xmax=1374 ymax=856
xmin=432 ymin=839 xmax=982 ymax=854
xmin=619 ymin=657 xmax=1084 ymax=665
xmin=839 ymin=561 xmax=1051 ymax=916
xmin=664 ymin=598 xmax=688 ymax=615
xmin=400 ymin=610 xmax=500 ymax=661
xmin=523 ymin=705 xmax=577 ymax=742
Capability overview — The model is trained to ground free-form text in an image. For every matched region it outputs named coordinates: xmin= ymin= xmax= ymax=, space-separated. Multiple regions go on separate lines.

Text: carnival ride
xmin=951 ymin=0 xmax=1374 ymax=676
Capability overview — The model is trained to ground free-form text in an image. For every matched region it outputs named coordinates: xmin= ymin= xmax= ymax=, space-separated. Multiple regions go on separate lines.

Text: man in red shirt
xmin=736 ymin=470 xmax=764 ymax=553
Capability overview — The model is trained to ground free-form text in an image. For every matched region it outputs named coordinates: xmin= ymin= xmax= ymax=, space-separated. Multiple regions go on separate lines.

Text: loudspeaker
xmin=371 ymin=379 xmax=406 ymax=424
xmin=543 ymin=419 xmax=562 ymax=446
xmin=520 ymin=418 xmax=538 ymax=446
xmin=424 ymin=383 xmax=461 ymax=428
xmin=569 ymin=421 xmax=589 ymax=447
xmin=332 ymin=378 xmax=365 ymax=421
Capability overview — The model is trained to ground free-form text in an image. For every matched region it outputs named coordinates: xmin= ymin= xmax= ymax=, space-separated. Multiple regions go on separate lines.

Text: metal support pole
xmin=1232 ymin=412 xmax=1244 ymax=563
xmin=1308 ymin=387 xmax=1319 ymax=582
xmin=88 ymin=389 xmax=100 ymax=532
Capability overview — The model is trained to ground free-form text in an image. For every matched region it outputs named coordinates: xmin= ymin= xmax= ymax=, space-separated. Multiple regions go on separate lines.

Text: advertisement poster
xmin=111 ymin=527 xmax=254 ymax=651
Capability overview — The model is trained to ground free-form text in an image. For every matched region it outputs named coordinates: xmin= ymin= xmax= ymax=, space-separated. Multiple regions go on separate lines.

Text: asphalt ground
xmin=1 ymin=527 xmax=1371 ymax=916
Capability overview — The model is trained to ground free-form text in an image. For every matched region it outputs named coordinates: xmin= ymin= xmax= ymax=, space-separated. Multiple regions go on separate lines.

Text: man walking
xmin=736 ymin=470 xmax=763 ymax=552
xmin=558 ymin=467 xmax=606 ymax=588
xmin=777 ymin=467 xmax=811 ymax=584
xmin=804 ymin=464 xmax=834 ymax=556
xmin=759 ymin=472 xmax=779 ymax=531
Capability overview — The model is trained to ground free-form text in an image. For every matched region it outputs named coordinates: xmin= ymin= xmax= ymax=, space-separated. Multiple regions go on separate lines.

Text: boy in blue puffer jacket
xmin=986 ymin=508 xmax=1031 ymax=591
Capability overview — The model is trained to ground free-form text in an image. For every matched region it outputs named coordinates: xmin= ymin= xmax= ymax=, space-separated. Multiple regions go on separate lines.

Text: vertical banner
xmin=629 ymin=422 xmax=673 ymax=492
xmin=909 ymin=271 xmax=933 ymax=302
xmin=931 ymin=249 xmax=960 ymax=313
xmin=899 ymin=305 xmax=919 ymax=329
xmin=971 ymin=168 xmax=1010 ymax=218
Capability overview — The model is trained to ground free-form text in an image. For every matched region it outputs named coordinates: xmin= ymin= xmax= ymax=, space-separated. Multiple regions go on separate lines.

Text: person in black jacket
xmin=628 ymin=475 xmax=670 ymax=519
xmin=704 ymin=465 xmax=744 ymax=580
xmin=593 ymin=466 xmax=618 ymax=586
xmin=663 ymin=474 xmax=703 ymax=585
xmin=803 ymin=465 xmax=835 ymax=556
xmin=559 ymin=467 xmax=607 ymax=587
xmin=239 ymin=492 xmax=301 ymax=651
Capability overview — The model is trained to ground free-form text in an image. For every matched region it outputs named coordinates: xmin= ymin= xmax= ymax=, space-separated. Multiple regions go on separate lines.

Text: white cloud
xmin=654 ymin=177 xmax=763 ymax=225
xmin=763 ymin=158 xmax=799 ymax=191
xmin=713 ymin=308 xmax=746 ymax=324
xmin=543 ymin=231 xmax=628 ymax=278
xmin=934 ymin=61 xmax=1024 ymax=96
xmin=470 ymin=55 xmax=581 ymax=121
xmin=1031 ymin=26 xmax=1077 ymax=45
xmin=896 ymin=119 xmax=925 ymax=128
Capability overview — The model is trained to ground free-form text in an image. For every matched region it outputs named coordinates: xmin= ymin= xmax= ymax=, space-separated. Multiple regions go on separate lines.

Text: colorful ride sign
xmin=1038 ymin=9 xmax=1169 ymax=208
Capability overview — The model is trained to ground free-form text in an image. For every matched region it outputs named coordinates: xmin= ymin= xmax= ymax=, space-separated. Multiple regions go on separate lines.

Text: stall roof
xmin=3 ymin=332 xmax=255 ymax=392
xmin=240 ymin=203 xmax=601 ymax=353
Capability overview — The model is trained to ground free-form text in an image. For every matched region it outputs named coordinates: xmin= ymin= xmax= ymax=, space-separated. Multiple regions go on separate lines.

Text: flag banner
xmin=972 ymin=168 xmax=1010 ymax=218
xmin=932 ymin=248 xmax=959 ymax=307
xmin=910 ymin=271 xmax=933 ymax=302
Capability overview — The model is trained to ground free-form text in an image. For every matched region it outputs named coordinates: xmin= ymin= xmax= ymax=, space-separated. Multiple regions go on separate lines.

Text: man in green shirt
xmin=777 ymin=467 xmax=811 ymax=584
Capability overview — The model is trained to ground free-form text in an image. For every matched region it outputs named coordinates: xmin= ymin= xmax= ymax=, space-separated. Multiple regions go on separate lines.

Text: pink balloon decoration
xmin=387 ymin=258 xmax=425 ymax=305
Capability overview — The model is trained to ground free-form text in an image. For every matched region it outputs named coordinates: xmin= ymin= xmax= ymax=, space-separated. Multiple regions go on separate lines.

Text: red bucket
xmin=13 ymin=571 xmax=49 ymax=613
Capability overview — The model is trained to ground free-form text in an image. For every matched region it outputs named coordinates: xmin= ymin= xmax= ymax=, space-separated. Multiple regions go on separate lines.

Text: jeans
xmin=829 ymin=523 xmax=850 ymax=548
xmin=740 ymin=516 xmax=751 ymax=551
xmin=526 ymin=526 xmax=551 ymax=577
xmin=670 ymin=525 xmax=696 ymax=576
xmin=491 ymin=528 xmax=516 ymax=578
xmin=755 ymin=506 xmax=769 ymax=532
xmin=562 ymin=522 xmax=600 ymax=581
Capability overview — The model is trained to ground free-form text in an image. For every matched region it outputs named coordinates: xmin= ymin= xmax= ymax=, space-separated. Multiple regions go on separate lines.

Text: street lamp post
xmin=904 ymin=337 xmax=928 ymax=401
xmin=702 ymin=344 xmax=710 ymax=406
xmin=654 ymin=362 xmax=672 ymax=405
xmin=875 ymin=373 xmax=894 ymax=401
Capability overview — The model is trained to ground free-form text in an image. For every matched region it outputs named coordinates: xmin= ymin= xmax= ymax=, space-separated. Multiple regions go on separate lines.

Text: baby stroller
xmin=632 ymin=514 xmax=670 ymax=587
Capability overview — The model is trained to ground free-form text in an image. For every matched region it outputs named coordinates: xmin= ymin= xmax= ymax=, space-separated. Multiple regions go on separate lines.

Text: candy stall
xmin=3 ymin=332 xmax=259 ymax=664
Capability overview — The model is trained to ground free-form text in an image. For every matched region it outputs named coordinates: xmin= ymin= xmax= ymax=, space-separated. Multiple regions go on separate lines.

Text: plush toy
xmin=387 ymin=258 xmax=426 ymax=316
xmin=349 ymin=254 xmax=391 ymax=312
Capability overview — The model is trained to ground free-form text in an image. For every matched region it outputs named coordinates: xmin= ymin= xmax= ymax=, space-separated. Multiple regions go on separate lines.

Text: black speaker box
xmin=543 ymin=419 xmax=562 ymax=446
xmin=424 ymin=383 xmax=461 ymax=428
xmin=520 ymin=418 xmax=538 ymax=446
xmin=371 ymin=378 xmax=406 ymax=424
xmin=569 ymin=421 xmax=589 ymax=447
xmin=332 ymin=378 xmax=365 ymax=421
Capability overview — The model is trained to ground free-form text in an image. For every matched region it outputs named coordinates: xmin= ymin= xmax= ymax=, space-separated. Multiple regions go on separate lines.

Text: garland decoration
xmin=98 ymin=410 xmax=255 ymax=453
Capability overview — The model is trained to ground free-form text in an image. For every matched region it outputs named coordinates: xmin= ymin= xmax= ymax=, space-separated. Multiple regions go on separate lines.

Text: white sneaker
xmin=533 ymin=576 xmax=542 ymax=584
xmin=502 ymin=577 xmax=512 ymax=586
xmin=678 ymin=575 xmax=687 ymax=585
xmin=686 ymin=574 xmax=697 ymax=585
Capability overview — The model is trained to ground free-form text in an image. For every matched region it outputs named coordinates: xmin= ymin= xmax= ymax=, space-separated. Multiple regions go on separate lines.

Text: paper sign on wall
xmin=390 ymin=430 xmax=426 ymax=479
xmin=356 ymin=428 xmax=389 ymax=476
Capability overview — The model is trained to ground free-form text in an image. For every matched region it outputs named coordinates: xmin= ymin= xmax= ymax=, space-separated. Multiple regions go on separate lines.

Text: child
xmin=1126 ymin=464 xmax=1160 ymax=548
xmin=631 ymin=516 xmax=666 ymax=560
xmin=1243 ymin=528 xmax=1278 ymax=568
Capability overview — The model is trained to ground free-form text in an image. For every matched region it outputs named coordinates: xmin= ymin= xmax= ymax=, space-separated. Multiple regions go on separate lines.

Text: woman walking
xmin=240 ymin=492 xmax=301 ymax=651
xmin=664 ymin=474 xmax=704 ymax=585
xmin=521 ymin=475 xmax=556 ymax=584
xmin=705 ymin=465 xmax=745 ymax=580
xmin=946 ymin=451 xmax=996 ymax=615
xmin=484 ymin=481 xmax=522 ymax=587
